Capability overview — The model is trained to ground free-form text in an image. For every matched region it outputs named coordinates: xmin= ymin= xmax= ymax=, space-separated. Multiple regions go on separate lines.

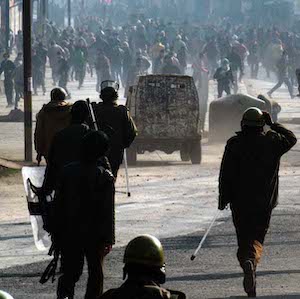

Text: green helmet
xmin=241 ymin=107 xmax=265 ymax=127
xmin=0 ymin=291 xmax=14 ymax=299
xmin=124 ymin=235 xmax=165 ymax=268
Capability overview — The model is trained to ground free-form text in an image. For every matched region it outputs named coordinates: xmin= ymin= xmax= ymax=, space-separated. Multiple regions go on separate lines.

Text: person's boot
xmin=242 ymin=260 xmax=256 ymax=297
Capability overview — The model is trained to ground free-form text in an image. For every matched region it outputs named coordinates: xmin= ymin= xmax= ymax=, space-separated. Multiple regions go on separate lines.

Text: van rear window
xmin=148 ymin=82 xmax=161 ymax=87
xmin=171 ymin=83 xmax=186 ymax=89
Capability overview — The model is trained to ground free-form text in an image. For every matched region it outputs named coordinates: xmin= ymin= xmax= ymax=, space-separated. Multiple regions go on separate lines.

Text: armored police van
xmin=126 ymin=74 xmax=203 ymax=165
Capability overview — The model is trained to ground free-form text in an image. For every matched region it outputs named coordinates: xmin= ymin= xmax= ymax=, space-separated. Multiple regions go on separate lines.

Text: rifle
xmin=27 ymin=178 xmax=60 ymax=284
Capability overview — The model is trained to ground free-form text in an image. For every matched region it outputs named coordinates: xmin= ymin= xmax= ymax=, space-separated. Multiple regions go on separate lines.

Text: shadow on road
xmin=212 ymin=295 xmax=300 ymax=299
xmin=168 ymin=269 xmax=300 ymax=282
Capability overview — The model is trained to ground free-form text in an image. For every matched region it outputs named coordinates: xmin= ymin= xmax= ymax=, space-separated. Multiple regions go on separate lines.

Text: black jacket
xmin=219 ymin=123 xmax=297 ymax=211
xmin=54 ymin=161 xmax=115 ymax=245
xmin=213 ymin=67 xmax=234 ymax=85
xmin=43 ymin=123 xmax=90 ymax=193
xmin=95 ymin=102 xmax=137 ymax=151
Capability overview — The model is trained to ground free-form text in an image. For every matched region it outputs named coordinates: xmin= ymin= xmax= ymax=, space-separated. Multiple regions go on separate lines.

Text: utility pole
xmin=23 ymin=0 xmax=33 ymax=162
xmin=68 ymin=0 xmax=71 ymax=27
xmin=5 ymin=0 xmax=10 ymax=52
xmin=40 ymin=0 xmax=48 ymax=40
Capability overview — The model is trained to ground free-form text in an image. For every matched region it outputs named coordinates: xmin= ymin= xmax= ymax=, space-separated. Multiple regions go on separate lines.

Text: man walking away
xmin=0 ymin=53 xmax=16 ymax=107
xmin=219 ymin=108 xmax=297 ymax=297
xmin=34 ymin=88 xmax=71 ymax=164
xmin=267 ymin=51 xmax=294 ymax=99
xmin=55 ymin=131 xmax=115 ymax=299
xmin=43 ymin=100 xmax=91 ymax=195
xmin=95 ymin=81 xmax=137 ymax=178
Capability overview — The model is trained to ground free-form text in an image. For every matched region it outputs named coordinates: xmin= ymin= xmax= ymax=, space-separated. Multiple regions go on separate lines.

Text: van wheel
xmin=190 ymin=141 xmax=202 ymax=165
xmin=180 ymin=147 xmax=190 ymax=162
xmin=127 ymin=147 xmax=137 ymax=165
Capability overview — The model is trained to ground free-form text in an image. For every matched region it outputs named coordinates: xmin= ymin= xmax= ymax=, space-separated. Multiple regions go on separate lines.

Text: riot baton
xmin=191 ymin=210 xmax=221 ymax=261
xmin=123 ymin=149 xmax=131 ymax=197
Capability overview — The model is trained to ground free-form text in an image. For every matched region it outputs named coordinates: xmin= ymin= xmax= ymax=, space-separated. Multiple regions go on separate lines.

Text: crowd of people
xmin=1 ymin=12 xmax=300 ymax=109
xmin=0 ymin=3 xmax=299 ymax=299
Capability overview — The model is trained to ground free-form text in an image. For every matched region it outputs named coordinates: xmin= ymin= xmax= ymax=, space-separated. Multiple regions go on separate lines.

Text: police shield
xmin=22 ymin=166 xmax=51 ymax=251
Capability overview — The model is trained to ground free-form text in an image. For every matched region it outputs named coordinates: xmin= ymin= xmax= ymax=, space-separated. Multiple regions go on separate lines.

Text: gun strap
xmin=39 ymin=249 xmax=60 ymax=284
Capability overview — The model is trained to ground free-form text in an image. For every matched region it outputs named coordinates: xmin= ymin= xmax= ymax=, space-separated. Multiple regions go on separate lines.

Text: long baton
xmin=191 ymin=210 xmax=221 ymax=261
xmin=123 ymin=149 xmax=131 ymax=197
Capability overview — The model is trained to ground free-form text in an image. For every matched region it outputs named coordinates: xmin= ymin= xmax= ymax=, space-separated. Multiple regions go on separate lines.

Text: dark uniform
xmin=219 ymin=108 xmax=297 ymax=297
xmin=57 ymin=54 xmax=70 ymax=97
xmin=43 ymin=101 xmax=90 ymax=194
xmin=213 ymin=59 xmax=234 ymax=98
xmin=95 ymin=84 xmax=137 ymax=177
xmin=0 ymin=55 xmax=16 ymax=107
xmin=100 ymin=235 xmax=186 ymax=299
xmin=14 ymin=63 xmax=23 ymax=109
xmin=54 ymin=131 xmax=115 ymax=299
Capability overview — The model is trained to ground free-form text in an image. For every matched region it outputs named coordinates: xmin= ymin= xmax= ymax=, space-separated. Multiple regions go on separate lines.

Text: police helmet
xmin=0 ymin=290 xmax=14 ymax=299
xmin=100 ymin=81 xmax=119 ymax=102
xmin=124 ymin=235 xmax=165 ymax=267
xmin=241 ymin=107 xmax=265 ymax=128
xmin=123 ymin=235 xmax=166 ymax=283
xmin=50 ymin=87 xmax=67 ymax=102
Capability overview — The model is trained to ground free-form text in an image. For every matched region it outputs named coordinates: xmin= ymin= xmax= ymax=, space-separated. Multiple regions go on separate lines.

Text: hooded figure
xmin=34 ymin=88 xmax=71 ymax=164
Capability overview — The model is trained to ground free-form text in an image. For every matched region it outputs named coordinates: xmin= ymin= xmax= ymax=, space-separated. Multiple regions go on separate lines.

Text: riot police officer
xmin=34 ymin=87 xmax=72 ymax=164
xmin=94 ymin=81 xmax=137 ymax=177
xmin=55 ymin=131 xmax=115 ymax=299
xmin=219 ymin=108 xmax=297 ymax=297
xmin=100 ymin=235 xmax=186 ymax=299
xmin=43 ymin=100 xmax=91 ymax=195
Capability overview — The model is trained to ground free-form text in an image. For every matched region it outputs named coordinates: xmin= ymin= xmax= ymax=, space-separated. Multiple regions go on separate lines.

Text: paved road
xmin=0 ymin=68 xmax=300 ymax=298
xmin=1 ymin=208 xmax=300 ymax=299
